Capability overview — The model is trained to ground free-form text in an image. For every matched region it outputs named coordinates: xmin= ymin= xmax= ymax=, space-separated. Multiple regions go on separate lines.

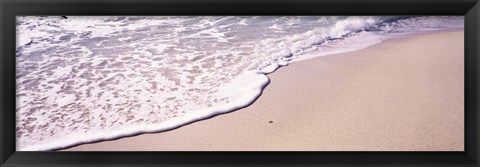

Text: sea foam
xmin=15 ymin=16 xmax=463 ymax=151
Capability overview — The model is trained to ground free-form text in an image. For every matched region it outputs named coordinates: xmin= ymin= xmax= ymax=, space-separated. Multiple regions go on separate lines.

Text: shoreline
xmin=63 ymin=30 xmax=464 ymax=151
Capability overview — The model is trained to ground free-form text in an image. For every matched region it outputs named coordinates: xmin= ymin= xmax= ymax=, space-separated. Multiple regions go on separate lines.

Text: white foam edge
xmin=289 ymin=26 xmax=464 ymax=64
xmin=252 ymin=31 xmax=384 ymax=76
xmin=291 ymin=31 xmax=384 ymax=63
xmin=19 ymin=72 xmax=270 ymax=151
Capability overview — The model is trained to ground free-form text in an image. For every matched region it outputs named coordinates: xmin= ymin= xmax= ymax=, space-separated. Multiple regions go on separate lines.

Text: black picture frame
xmin=1 ymin=0 xmax=479 ymax=166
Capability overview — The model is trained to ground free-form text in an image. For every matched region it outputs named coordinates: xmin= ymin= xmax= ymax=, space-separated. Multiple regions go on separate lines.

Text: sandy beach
xmin=63 ymin=30 xmax=464 ymax=151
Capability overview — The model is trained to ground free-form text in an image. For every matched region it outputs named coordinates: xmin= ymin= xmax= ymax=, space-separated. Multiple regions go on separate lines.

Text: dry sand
xmin=64 ymin=30 xmax=464 ymax=151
